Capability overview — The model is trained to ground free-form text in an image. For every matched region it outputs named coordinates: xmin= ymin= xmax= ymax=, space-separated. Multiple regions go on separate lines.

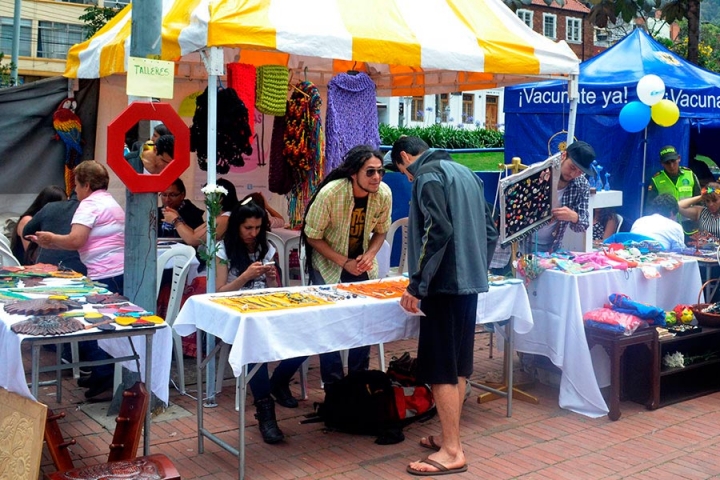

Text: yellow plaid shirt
xmin=304 ymin=178 xmax=392 ymax=284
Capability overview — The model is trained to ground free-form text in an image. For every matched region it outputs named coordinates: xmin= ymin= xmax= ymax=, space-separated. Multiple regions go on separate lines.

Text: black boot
xmin=254 ymin=397 xmax=284 ymax=444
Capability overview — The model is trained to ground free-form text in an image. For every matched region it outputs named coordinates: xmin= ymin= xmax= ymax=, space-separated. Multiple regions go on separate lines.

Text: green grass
xmin=451 ymin=151 xmax=506 ymax=171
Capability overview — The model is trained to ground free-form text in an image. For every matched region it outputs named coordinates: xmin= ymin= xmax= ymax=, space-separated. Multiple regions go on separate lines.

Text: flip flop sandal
xmin=406 ymin=457 xmax=468 ymax=476
xmin=419 ymin=436 xmax=441 ymax=452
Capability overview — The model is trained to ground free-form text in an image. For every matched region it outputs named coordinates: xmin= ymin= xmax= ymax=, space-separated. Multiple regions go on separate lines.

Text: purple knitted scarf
xmin=325 ymin=72 xmax=380 ymax=173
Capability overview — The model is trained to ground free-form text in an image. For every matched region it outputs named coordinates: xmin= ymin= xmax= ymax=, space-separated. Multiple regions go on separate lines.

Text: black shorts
xmin=416 ymin=293 xmax=478 ymax=385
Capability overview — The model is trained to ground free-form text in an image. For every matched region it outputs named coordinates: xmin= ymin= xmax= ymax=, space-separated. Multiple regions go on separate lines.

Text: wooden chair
xmin=45 ymin=454 xmax=180 ymax=480
xmin=44 ymin=382 xmax=152 ymax=474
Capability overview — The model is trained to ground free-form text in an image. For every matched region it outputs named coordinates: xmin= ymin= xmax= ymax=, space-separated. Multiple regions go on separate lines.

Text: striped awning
xmin=65 ymin=0 xmax=579 ymax=96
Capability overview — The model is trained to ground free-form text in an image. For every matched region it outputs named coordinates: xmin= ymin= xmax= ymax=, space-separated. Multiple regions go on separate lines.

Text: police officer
xmin=646 ymin=145 xmax=701 ymax=235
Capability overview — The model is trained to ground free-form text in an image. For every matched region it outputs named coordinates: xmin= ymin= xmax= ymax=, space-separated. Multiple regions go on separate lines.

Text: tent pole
xmin=201 ymin=47 xmax=223 ymax=408
xmin=566 ymin=74 xmax=579 ymax=144
xmin=639 ymin=126 xmax=648 ymax=217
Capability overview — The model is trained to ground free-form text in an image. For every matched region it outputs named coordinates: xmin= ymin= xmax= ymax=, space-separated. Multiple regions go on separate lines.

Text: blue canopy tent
xmin=503 ymin=29 xmax=720 ymax=225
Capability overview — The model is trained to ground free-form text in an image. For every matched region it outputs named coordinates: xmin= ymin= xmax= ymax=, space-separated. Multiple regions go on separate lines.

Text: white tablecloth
xmin=174 ymin=281 xmax=533 ymax=377
xmin=515 ymin=259 xmax=702 ymax=418
xmin=0 ymin=304 xmax=173 ymax=403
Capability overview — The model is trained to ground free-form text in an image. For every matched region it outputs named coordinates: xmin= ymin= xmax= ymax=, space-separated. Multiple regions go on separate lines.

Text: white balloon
xmin=637 ymin=74 xmax=666 ymax=106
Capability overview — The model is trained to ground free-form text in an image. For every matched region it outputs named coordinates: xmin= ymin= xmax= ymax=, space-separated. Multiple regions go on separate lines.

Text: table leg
xmin=238 ymin=366 xmax=247 ymax=480
xmin=144 ymin=332 xmax=153 ymax=456
xmin=31 ymin=344 xmax=41 ymax=399
xmin=197 ymin=330 xmax=204 ymax=454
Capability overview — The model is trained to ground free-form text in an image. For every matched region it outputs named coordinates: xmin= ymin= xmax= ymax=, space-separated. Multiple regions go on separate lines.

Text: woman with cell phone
xmin=215 ymin=195 xmax=305 ymax=445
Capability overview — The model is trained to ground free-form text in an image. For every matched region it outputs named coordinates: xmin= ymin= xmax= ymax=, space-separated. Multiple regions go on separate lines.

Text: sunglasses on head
xmin=364 ymin=168 xmax=386 ymax=178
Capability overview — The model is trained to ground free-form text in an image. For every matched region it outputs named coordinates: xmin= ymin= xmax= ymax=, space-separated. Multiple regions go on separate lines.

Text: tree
xmin=79 ymin=5 xmax=120 ymax=40
xmin=500 ymin=0 xmax=703 ymax=65
xmin=657 ymin=21 xmax=720 ymax=72
xmin=0 ymin=52 xmax=16 ymax=88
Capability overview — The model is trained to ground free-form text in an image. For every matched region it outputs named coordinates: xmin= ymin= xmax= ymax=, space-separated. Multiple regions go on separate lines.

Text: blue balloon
xmin=619 ymin=101 xmax=651 ymax=133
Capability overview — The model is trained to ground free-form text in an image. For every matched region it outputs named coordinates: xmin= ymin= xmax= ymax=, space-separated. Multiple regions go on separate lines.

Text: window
xmin=543 ymin=14 xmax=557 ymax=40
xmin=595 ymin=27 xmax=609 ymax=46
xmin=59 ymin=0 xmax=98 ymax=4
xmin=436 ymin=93 xmax=450 ymax=123
xmin=566 ymin=17 xmax=581 ymax=43
xmin=462 ymin=94 xmax=474 ymax=124
xmin=410 ymin=96 xmax=424 ymax=121
xmin=1 ymin=17 xmax=32 ymax=57
xmin=37 ymin=22 xmax=84 ymax=60
xmin=517 ymin=10 xmax=533 ymax=29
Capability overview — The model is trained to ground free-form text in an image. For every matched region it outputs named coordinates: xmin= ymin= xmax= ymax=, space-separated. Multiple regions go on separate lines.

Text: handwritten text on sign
xmin=127 ymin=57 xmax=174 ymax=99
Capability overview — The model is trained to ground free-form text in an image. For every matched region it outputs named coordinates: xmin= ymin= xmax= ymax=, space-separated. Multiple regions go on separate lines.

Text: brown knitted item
xmin=11 ymin=315 xmax=84 ymax=336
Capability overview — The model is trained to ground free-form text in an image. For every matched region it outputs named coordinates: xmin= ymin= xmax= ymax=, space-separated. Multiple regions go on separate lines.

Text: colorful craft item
xmin=665 ymin=311 xmax=678 ymax=326
xmin=139 ymin=315 xmax=164 ymax=324
xmin=115 ymin=316 xmax=137 ymax=326
xmin=336 ymin=278 xmax=409 ymax=299
xmin=212 ymin=291 xmax=332 ymax=313
xmin=672 ymin=304 xmax=695 ymax=324
xmin=11 ymin=315 xmax=84 ymax=336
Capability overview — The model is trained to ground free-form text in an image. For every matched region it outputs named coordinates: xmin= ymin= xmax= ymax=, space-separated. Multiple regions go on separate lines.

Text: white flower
xmin=201 ymin=184 xmax=228 ymax=196
xmin=663 ymin=351 xmax=685 ymax=369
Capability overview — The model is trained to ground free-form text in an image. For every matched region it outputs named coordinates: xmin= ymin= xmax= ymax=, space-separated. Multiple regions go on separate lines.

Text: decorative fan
xmin=547 ymin=131 xmax=577 ymax=156
xmin=4 ymin=299 xmax=72 ymax=316
xmin=11 ymin=315 xmax=84 ymax=336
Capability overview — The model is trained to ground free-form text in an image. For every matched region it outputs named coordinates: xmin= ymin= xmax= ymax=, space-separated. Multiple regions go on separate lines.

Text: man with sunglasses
xmin=158 ymin=178 xmax=205 ymax=238
xmin=302 ymin=145 xmax=392 ymax=385
xmin=390 ymin=136 xmax=497 ymax=476
xmin=646 ymin=145 xmax=700 ymax=235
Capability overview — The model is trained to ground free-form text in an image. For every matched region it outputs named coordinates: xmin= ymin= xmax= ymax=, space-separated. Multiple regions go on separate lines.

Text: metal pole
xmin=11 ymin=0 xmax=21 ymax=85
xmin=639 ymin=126 xmax=648 ymax=217
xmin=124 ymin=0 xmax=162 ymax=313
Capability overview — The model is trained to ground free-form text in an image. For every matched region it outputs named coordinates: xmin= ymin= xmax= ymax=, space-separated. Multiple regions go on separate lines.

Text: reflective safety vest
xmin=651 ymin=168 xmax=695 ymax=200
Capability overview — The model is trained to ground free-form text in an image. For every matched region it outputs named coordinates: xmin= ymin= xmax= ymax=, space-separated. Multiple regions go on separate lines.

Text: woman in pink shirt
xmin=29 ymin=160 xmax=125 ymax=398
xmin=32 ymin=160 xmax=125 ymax=290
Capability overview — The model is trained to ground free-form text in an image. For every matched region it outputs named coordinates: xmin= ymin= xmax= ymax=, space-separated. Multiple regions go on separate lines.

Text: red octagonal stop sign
xmin=107 ymin=102 xmax=190 ymax=193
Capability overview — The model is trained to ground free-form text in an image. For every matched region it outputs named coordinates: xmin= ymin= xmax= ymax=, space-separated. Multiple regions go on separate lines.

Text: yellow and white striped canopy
xmin=66 ymin=0 xmax=579 ymax=95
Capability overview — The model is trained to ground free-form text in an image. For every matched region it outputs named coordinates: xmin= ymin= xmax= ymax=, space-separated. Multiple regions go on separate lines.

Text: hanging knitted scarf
xmin=190 ymin=86 xmax=253 ymax=174
xmin=283 ymin=81 xmax=325 ymax=227
xmin=325 ymin=72 xmax=380 ymax=173
xmin=268 ymin=114 xmax=294 ymax=195
xmin=256 ymin=65 xmax=289 ymax=116
xmin=227 ymin=63 xmax=257 ymax=136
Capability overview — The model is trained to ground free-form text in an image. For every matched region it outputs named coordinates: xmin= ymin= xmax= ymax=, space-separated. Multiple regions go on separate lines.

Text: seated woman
xmin=678 ymin=182 xmax=720 ymax=238
xmin=244 ymin=192 xmax=286 ymax=230
xmin=215 ymin=198 xmax=305 ymax=444
xmin=11 ymin=185 xmax=66 ymax=264
xmin=162 ymin=177 xmax=238 ymax=246
xmin=592 ymin=207 xmax=618 ymax=243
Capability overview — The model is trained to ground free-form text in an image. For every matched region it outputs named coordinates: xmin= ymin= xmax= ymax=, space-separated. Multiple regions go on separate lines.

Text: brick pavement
xmin=32 ymin=335 xmax=720 ymax=479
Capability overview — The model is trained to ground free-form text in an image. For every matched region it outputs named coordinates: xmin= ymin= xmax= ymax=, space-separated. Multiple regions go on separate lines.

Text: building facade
xmin=1 ymin=0 xmax=127 ymax=83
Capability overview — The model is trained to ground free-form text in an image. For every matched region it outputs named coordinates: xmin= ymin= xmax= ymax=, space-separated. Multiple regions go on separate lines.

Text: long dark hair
xmin=223 ymin=199 xmax=270 ymax=284
xmin=217 ymin=178 xmax=239 ymax=212
xmin=301 ymin=145 xmax=383 ymax=274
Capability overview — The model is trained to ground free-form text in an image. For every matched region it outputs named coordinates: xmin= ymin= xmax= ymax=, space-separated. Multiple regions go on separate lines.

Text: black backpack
xmin=304 ymin=370 xmax=435 ymax=445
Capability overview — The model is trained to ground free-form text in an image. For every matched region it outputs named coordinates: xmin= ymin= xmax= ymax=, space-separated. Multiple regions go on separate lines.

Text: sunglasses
xmin=364 ymin=168 xmax=386 ymax=178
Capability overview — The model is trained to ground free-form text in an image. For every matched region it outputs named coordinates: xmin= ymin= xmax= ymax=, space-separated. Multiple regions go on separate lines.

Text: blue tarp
xmin=503 ymin=29 xmax=720 ymax=225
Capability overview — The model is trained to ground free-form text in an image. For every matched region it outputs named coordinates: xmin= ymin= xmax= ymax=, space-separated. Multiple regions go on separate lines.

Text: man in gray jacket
xmin=391 ymin=136 xmax=497 ymax=476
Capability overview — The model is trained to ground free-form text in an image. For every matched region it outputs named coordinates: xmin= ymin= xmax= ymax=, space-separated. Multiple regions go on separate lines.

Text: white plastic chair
xmin=386 ymin=217 xmax=409 ymax=276
xmin=266 ymin=232 xmax=287 ymax=287
xmin=113 ymin=243 xmax=197 ymax=394
xmin=0 ymin=232 xmax=10 ymax=250
xmin=0 ymin=243 xmax=20 ymax=267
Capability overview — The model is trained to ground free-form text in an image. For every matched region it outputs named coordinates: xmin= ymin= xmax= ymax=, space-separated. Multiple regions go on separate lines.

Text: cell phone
xmin=263 ymin=261 xmax=276 ymax=266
